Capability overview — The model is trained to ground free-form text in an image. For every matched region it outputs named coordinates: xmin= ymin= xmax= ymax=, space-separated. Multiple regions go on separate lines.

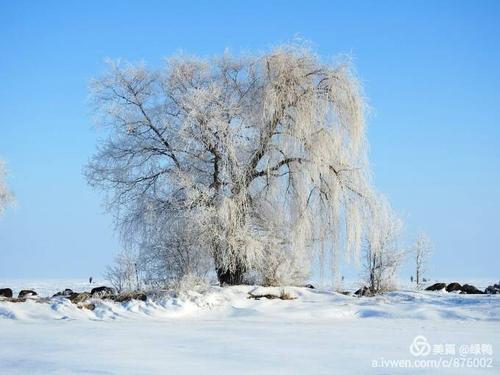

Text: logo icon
xmin=410 ymin=335 xmax=431 ymax=357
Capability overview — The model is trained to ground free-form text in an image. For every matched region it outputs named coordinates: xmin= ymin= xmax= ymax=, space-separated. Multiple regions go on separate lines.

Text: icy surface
xmin=0 ymin=281 xmax=499 ymax=374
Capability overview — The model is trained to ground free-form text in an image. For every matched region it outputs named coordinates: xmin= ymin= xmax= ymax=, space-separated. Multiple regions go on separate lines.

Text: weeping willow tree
xmin=86 ymin=44 xmax=375 ymax=286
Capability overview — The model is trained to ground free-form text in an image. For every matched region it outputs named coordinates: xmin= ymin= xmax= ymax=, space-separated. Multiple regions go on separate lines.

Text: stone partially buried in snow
xmin=77 ymin=303 xmax=96 ymax=311
xmin=445 ymin=282 xmax=462 ymax=292
xmin=425 ymin=283 xmax=447 ymax=291
xmin=18 ymin=290 xmax=38 ymax=299
xmin=69 ymin=292 xmax=91 ymax=304
xmin=91 ymin=286 xmax=115 ymax=298
xmin=460 ymin=284 xmax=484 ymax=294
xmin=354 ymin=286 xmax=373 ymax=297
xmin=112 ymin=292 xmax=148 ymax=303
xmin=52 ymin=289 xmax=74 ymax=298
xmin=0 ymin=288 xmax=13 ymax=298
xmin=485 ymin=283 xmax=500 ymax=294
xmin=485 ymin=285 xmax=500 ymax=294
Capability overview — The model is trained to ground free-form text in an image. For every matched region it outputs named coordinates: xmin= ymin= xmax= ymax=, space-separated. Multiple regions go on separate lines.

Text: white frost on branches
xmin=104 ymin=251 xmax=140 ymax=293
xmin=362 ymin=196 xmax=405 ymax=294
xmin=87 ymin=44 xmax=378 ymax=286
xmin=0 ymin=159 xmax=14 ymax=216
xmin=413 ymin=232 xmax=432 ymax=286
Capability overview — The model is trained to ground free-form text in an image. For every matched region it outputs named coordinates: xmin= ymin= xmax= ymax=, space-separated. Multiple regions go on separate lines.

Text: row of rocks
xmin=56 ymin=286 xmax=147 ymax=304
xmin=0 ymin=286 xmax=147 ymax=305
xmin=425 ymin=282 xmax=500 ymax=294
xmin=0 ymin=288 xmax=38 ymax=299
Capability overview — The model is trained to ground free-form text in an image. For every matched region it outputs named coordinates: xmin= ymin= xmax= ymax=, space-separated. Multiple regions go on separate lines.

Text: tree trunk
xmin=213 ymin=242 xmax=247 ymax=286
xmin=216 ymin=263 xmax=246 ymax=286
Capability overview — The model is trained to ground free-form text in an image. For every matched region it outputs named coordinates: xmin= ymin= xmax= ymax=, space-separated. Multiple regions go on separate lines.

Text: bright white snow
xmin=0 ymin=282 xmax=499 ymax=374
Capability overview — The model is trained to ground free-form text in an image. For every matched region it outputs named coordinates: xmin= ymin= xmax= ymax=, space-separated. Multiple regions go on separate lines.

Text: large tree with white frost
xmin=86 ymin=44 xmax=376 ymax=286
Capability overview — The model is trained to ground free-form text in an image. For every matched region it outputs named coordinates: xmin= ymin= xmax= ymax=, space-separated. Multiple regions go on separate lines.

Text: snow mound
xmin=1 ymin=286 xmax=499 ymax=322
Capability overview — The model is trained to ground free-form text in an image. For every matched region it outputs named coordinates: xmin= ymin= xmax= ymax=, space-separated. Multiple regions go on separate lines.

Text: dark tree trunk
xmin=216 ymin=264 xmax=246 ymax=286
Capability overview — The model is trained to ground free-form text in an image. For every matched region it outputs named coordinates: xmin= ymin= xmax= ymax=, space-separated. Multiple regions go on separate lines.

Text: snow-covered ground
xmin=0 ymin=280 xmax=499 ymax=374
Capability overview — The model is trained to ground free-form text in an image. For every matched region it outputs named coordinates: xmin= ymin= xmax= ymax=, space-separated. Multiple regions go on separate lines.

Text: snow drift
xmin=1 ymin=285 xmax=499 ymax=323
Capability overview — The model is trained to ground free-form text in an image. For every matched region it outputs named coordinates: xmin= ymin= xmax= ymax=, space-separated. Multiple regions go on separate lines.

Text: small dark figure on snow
xmin=411 ymin=276 xmax=414 ymax=283
xmin=89 ymin=276 xmax=93 ymax=284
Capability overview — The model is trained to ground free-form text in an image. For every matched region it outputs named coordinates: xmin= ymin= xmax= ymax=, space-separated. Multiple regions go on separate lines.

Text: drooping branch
xmin=87 ymin=43 xmax=377 ymax=287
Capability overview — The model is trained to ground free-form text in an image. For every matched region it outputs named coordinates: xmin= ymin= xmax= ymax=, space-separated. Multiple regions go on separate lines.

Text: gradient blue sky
xmin=0 ymin=1 xmax=499 ymax=279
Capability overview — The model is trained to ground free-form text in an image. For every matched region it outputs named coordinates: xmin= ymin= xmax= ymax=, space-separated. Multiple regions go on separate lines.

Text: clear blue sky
xmin=0 ymin=1 xmax=499 ymax=280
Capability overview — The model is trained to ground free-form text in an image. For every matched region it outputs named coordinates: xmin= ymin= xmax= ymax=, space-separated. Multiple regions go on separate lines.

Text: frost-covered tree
xmin=413 ymin=232 xmax=432 ymax=286
xmin=0 ymin=159 xmax=14 ymax=216
xmin=137 ymin=213 xmax=214 ymax=287
xmin=86 ymin=44 xmax=375 ymax=286
xmin=362 ymin=197 xmax=405 ymax=294
xmin=104 ymin=251 xmax=141 ymax=293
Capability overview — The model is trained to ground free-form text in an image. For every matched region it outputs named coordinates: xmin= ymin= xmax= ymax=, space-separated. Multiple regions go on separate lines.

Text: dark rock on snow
xmin=77 ymin=303 xmax=96 ymax=311
xmin=485 ymin=285 xmax=500 ymax=294
xmin=445 ymin=282 xmax=462 ymax=292
xmin=354 ymin=286 xmax=373 ymax=297
xmin=485 ymin=282 xmax=500 ymax=294
xmin=112 ymin=292 xmax=148 ymax=303
xmin=7 ymin=298 xmax=26 ymax=303
xmin=425 ymin=283 xmax=447 ymax=291
xmin=52 ymin=289 xmax=74 ymax=298
xmin=248 ymin=293 xmax=280 ymax=300
xmin=69 ymin=292 xmax=91 ymax=304
xmin=303 ymin=284 xmax=315 ymax=289
xmin=0 ymin=288 xmax=13 ymax=298
xmin=425 ymin=282 xmax=492 ymax=295
xmin=354 ymin=286 xmax=366 ymax=296
xmin=18 ymin=290 xmax=38 ymax=299
xmin=91 ymin=286 xmax=115 ymax=298
xmin=460 ymin=284 xmax=484 ymax=294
